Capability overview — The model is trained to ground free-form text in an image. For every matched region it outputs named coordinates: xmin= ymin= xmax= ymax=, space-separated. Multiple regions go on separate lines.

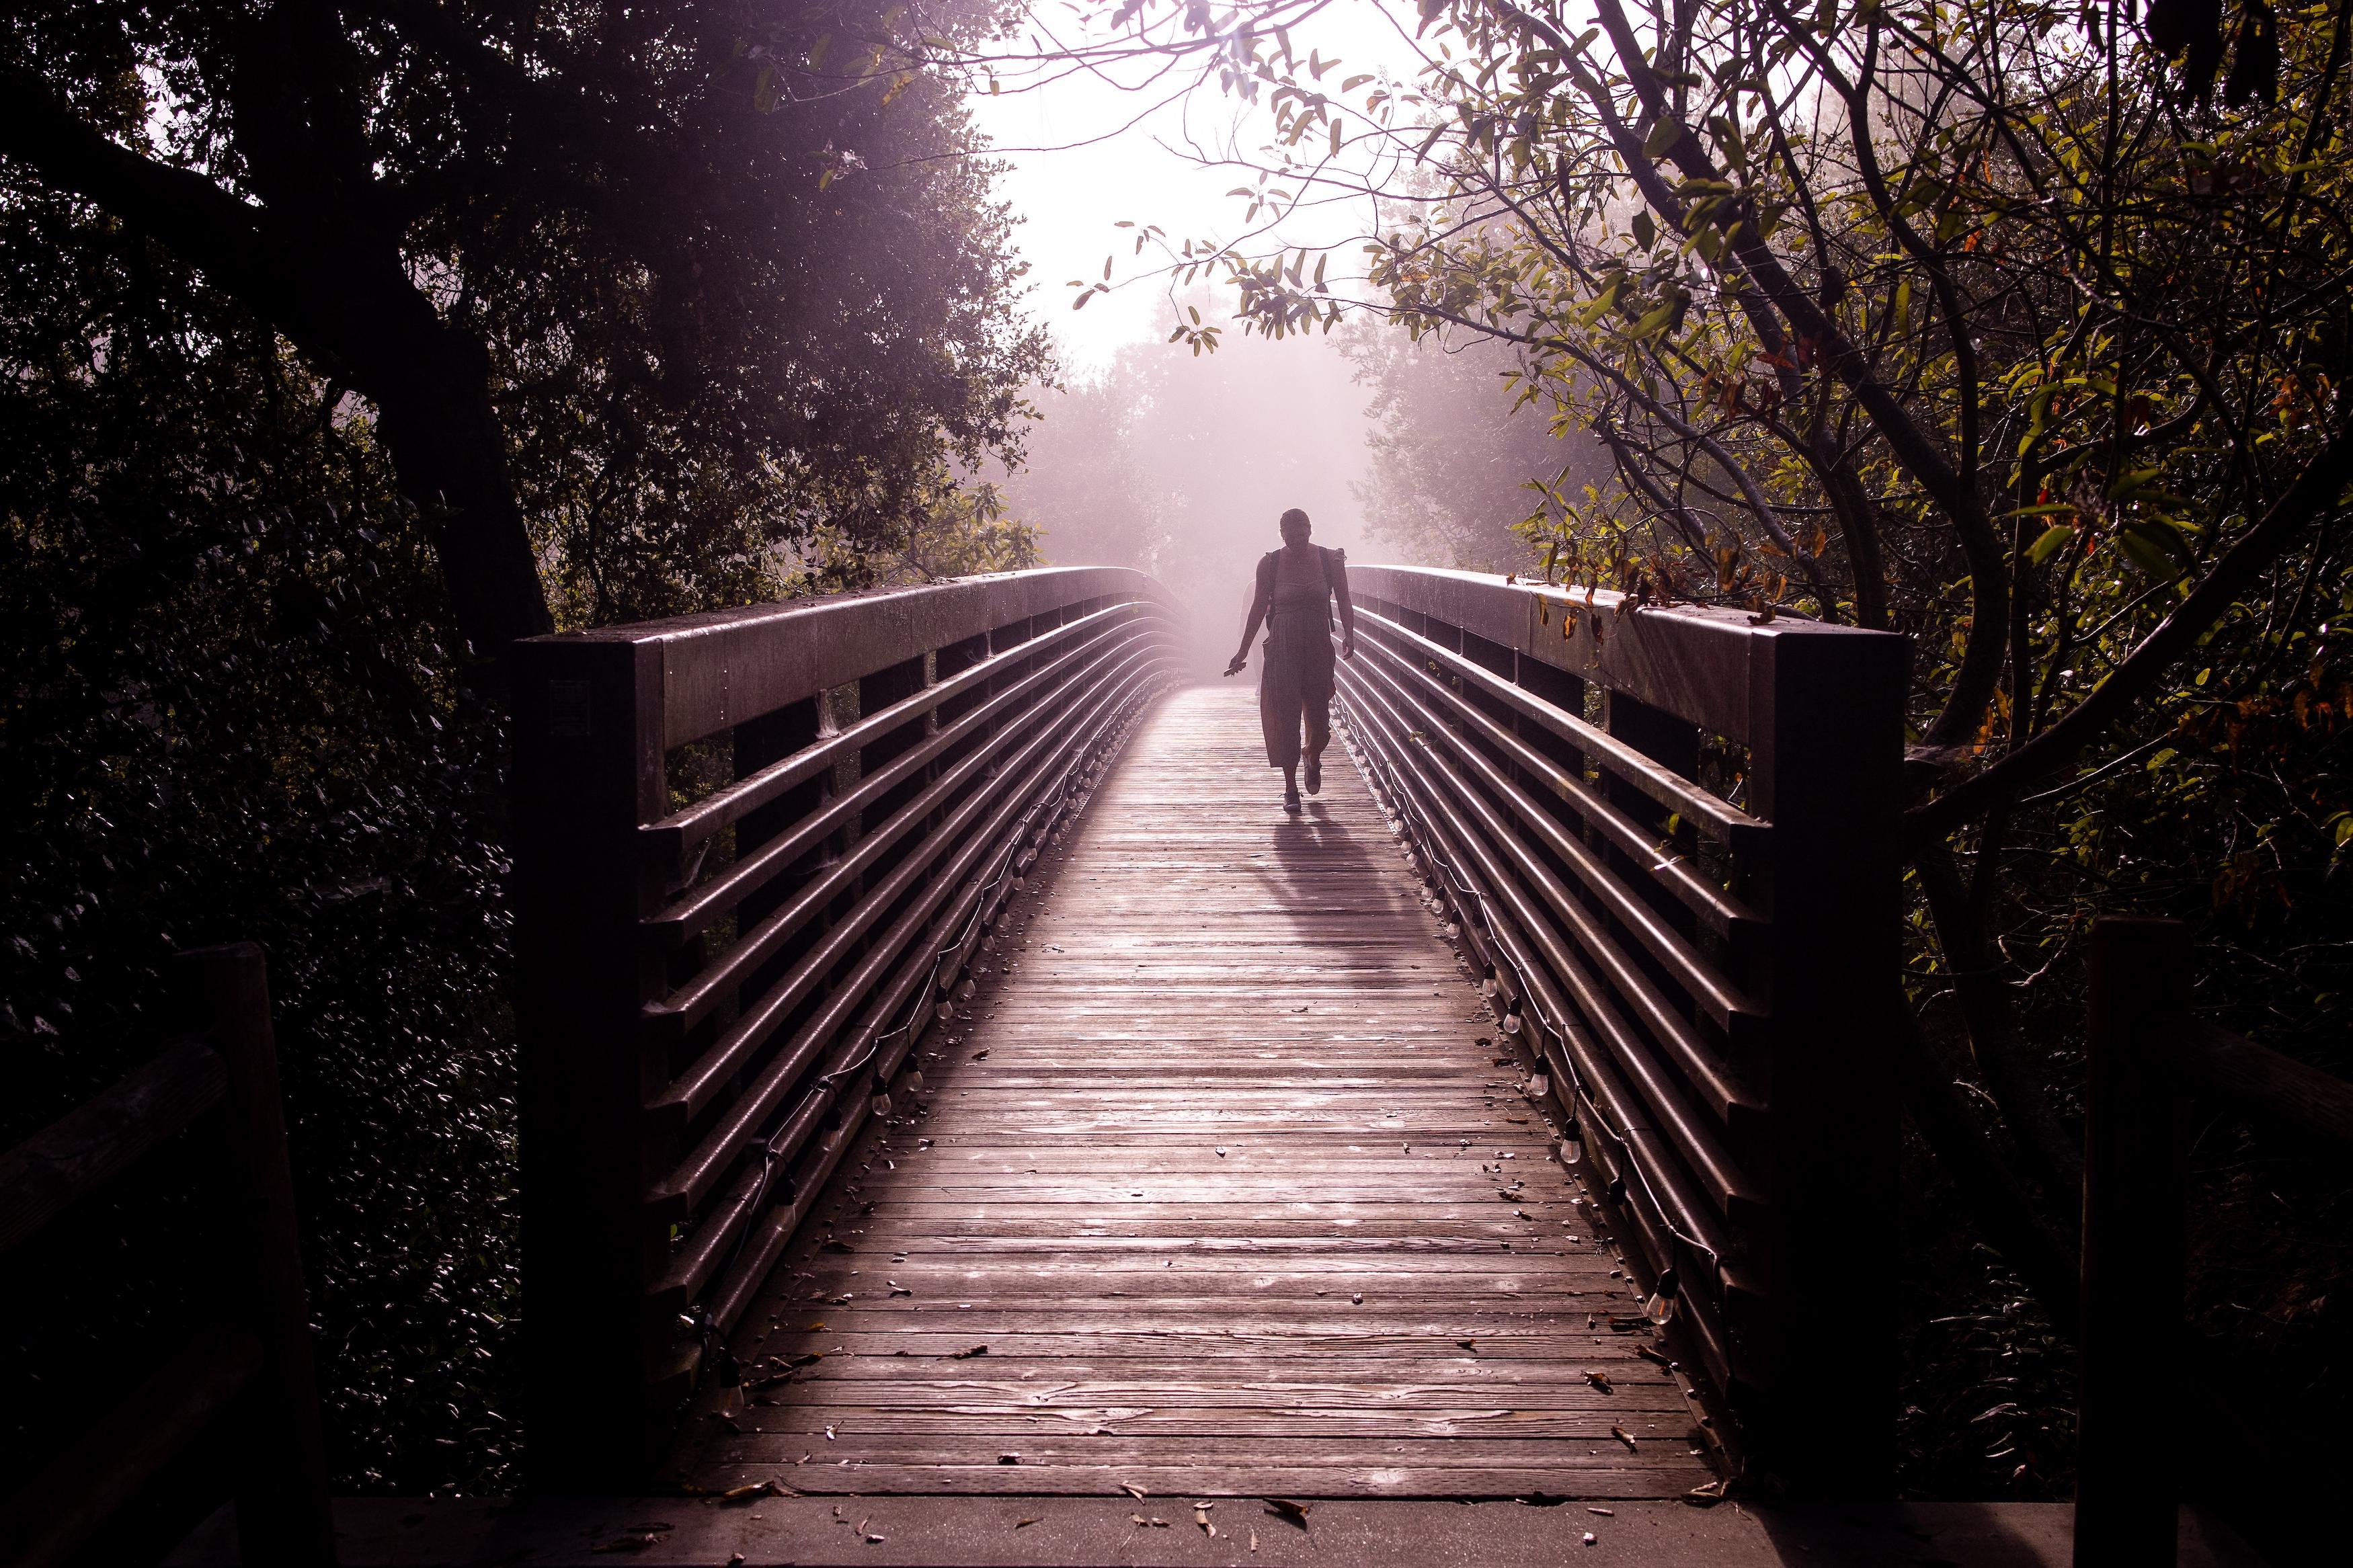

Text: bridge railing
xmin=512 ymin=568 xmax=1182 ymax=1483
xmin=0 ymin=944 xmax=333 ymax=1566
xmin=1334 ymin=567 xmax=1905 ymax=1491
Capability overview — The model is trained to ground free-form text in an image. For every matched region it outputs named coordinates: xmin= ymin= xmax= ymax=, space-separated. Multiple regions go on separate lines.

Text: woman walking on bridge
xmin=1225 ymin=507 xmax=1357 ymax=811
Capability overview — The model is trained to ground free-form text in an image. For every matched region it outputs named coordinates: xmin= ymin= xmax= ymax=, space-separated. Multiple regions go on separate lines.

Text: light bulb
xmin=903 ymin=1071 xmax=926 ymax=1094
xmin=1644 ymin=1268 xmax=1681 ymax=1325
xmin=870 ymin=1093 xmax=893 ymax=1120
xmin=1480 ymin=975 xmax=1499 ymax=997
xmin=1443 ymin=922 xmax=1460 ymax=938
xmin=935 ymin=1000 xmax=955 ymax=1021
xmin=1501 ymin=1012 xmax=1523 ymax=1036
xmin=956 ymin=978 xmax=976 ymax=1000
xmin=1560 ymin=1128 xmax=1584 ymax=1165
xmin=1012 ymin=876 xmax=1025 ymax=891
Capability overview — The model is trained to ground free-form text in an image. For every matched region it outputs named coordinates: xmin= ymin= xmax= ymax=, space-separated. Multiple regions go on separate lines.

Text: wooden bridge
xmin=9 ymin=564 xmax=2310 ymax=1564
xmin=511 ymin=565 xmax=1907 ymax=1504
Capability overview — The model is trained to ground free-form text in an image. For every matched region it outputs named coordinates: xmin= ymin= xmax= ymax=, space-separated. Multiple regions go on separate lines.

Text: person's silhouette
xmin=1225 ymin=507 xmax=1357 ymax=811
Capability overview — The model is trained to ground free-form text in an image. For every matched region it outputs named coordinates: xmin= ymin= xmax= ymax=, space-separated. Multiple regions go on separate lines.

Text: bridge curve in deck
xmin=668 ymin=685 xmax=1719 ymax=1500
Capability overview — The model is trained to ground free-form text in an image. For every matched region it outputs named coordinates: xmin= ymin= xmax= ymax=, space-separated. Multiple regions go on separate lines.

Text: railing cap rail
xmin=1347 ymin=565 xmax=1903 ymax=745
xmin=514 ymin=567 xmax=1176 ymax=753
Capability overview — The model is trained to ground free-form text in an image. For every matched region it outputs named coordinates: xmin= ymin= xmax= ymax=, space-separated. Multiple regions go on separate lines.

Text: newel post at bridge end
xmin=511 ymin=632 xmax=669 ymax=1488
xmin=1739 ymin=622 xmax=1908 ymax=1495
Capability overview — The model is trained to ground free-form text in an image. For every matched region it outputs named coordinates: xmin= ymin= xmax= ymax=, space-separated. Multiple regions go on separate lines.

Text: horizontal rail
xmin=1341 ymin=659 xmax=1755 ymax=1248
xmin=0 ymin=1037 xmax=225 ymax=1255
xmin=1353 ymin=631 xmax=1763 ymax=1026
xmin=2182 ymin=1021 xmax=2353 ymax=1145
xmin=1357 ymin=606 xmax=1764 ymax=846
xmin=513 ymin=567 xmax=1183 ymax=1483
xmin=0 ymin=1330 xmax=264 ymax=1568
xmin=644 ymin=600 xmax=1160 ymax=864
xmin=658 ymin=669 xmax=1153 ymax=1316
xmin=1334 ymin=564 xmax=1905 ymax=1493
xmin=649 ymin=637 xmax=1162 ymax=1120
xmin=651 ymin=653 xmax=1159 ymax=1216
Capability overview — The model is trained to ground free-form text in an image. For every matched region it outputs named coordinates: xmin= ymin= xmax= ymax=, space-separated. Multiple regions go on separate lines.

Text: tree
xmin=1345 ymin=321 xmax=1606 ymax=569
xmin=1029 ymin=0 xmax=2353 ymax=1333
xmin=2 ymin=0 xmax=1049 ymax=665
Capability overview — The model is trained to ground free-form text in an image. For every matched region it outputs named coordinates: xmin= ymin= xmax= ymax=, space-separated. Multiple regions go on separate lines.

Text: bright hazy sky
xmin=967 ymin=1 xmax=1431 ymax=376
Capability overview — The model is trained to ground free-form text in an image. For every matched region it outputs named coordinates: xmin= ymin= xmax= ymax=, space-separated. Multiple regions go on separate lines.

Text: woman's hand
xmin=1223 ymin=655 xmax=1247 ymax=677
xmin=1340 ymin=637 xmax=1357 ymax=661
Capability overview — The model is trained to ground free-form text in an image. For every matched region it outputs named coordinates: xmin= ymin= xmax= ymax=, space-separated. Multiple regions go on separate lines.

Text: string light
xmin=1559 ymin=1122 xmax=1585 ymax=1165
xmin=1480 ymin=967 xmax=1499 ymax=998
xmin=1644 ymin=1268 xmax=1681 ymax=1326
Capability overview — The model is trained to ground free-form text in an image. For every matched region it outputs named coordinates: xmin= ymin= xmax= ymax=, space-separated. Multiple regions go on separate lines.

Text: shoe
xmin=1304 ymin=757 xmax=1322 ymax=795
xmin=1283 ymin=787 xmax=1303 ymax=812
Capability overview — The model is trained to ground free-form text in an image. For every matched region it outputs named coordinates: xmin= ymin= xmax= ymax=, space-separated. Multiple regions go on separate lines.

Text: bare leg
xmin=1281 ymin=763 xmax=1301 ymax=809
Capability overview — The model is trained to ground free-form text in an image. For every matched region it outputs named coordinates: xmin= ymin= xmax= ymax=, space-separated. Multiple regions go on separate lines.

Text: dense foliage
xmin=3 ymin=0 xmax=1049 ymax=1495
xmin=2 ymin=0 xmax=1050 ymax=659
xmin=0 ymin=182 xmax=519 ymax=1489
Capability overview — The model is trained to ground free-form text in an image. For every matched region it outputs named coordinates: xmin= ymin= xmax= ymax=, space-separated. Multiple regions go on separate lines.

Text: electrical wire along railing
xmin=1334 ymin=567 xmax=1905 ymax=1491
xmin=512 ymin=569 xmax=1182 ymax=1482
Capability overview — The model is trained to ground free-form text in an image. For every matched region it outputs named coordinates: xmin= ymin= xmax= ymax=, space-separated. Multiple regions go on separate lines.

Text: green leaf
xmin=1643 ymin=118 xmax=1681 ymax=157
xmin=1631 ymin=210 xmax=1656 ymax=250
xmin=2026 ymin=524 xmax=2075 ymax=565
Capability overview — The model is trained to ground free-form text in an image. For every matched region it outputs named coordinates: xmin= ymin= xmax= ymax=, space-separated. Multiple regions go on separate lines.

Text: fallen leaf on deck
xmin=1262 ymin=1497 xmax=1313 ymax=1530
xmin=998 ymin=1453 xmax=1020 ymax=1464
xmin=820 ymin=1240 xmax=852 ymax=1253
xmin=1684 ymin=1479 xmax=1729 ymax=1507
xmin=591 ymin=1534 xmax=666 ymax=1553
xmin=1121 ymin=1484 xmax=1149 ymax=1500
xmin=1196 ymin=1508 xmax=1214 ymax=1536
xmin=951 ymin=1345 xmax=988 ymax=1358
xmin=1611 ymin=1426 xmax=1638 ymax=1450
xmin=1250 ymin=1529 xmax=1259 ymax=1552
xmin=1456 ymin=1339 xmax=1477 ymax=1351
xmin=1585 ymin=1370 xmax=1614 ymax=1392
xmin=720 ymin=1480 xmax=778 ymax=1501
xmin=1587 ymin=1507 xmax=1615 ymax=1516
xmin=1016 ymin=1518 xmax=1041 ymax=1529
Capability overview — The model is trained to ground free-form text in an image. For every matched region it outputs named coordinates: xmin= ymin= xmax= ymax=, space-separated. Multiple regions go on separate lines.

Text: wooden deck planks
xmin=669 ymin=684 xmax=1718 ymax=1501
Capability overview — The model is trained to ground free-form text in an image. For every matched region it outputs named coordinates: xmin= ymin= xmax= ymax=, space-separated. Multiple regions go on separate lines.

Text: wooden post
xmin=175 ymin=943 xmax=337 ymax=1566
xmin=512 ymin=636 xmax=669 ymax=1487
xmin=2075 ymin=917 xmax=2189 ymax=1566
xmin=1741 ymin=626 xmax=1907 ymax=1494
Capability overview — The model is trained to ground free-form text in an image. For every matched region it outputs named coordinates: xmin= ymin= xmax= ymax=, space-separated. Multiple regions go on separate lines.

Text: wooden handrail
xmin=1337 ymin=565 xmax=1907 ymax=1497
xmin=0 ymin=943 xmax=333 ymax=1567
xmin=511 ymin=568 xmax=1182 ymax=1486
xmin=2181 ymin=1020 xmax=2353 ymax=1145
xmin=0 ymin=1036 xmax=225 ymax=1255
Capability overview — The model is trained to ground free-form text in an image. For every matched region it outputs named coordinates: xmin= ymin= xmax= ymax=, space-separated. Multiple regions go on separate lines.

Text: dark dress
xmin=1257 ymin=545 xmax=1343 ymax=769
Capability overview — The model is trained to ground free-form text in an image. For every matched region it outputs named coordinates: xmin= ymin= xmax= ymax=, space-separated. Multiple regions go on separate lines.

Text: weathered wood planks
xmin=668 ymin=684 xmax=1718 ymax=1501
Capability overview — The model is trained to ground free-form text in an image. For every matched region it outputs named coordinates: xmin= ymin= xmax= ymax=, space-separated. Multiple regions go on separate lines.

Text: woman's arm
xmin=1331 ymin=551 xmax=1357 ymax=659
xmin=1226 ymin=557 xmax=1273 ymax=675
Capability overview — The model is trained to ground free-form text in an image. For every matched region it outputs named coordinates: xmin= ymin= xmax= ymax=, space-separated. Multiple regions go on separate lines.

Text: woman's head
xmin=1279 ymin=507 xmax=1312 ymax=545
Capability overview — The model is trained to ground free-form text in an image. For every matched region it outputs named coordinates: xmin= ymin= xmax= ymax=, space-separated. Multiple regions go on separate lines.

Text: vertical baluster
xmin=2075 ymin=917 xmax=2189 ymax=1565
xmin=177 ymin=942 xmax=337 ymax=1565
